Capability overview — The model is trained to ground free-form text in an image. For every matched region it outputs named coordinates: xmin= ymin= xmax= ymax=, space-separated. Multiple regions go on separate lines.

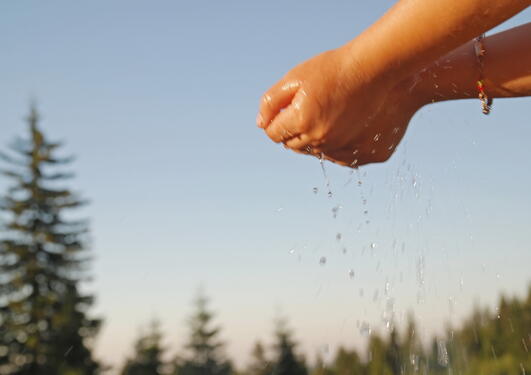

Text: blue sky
xmin=1 ymin=1 xmax=530 ymax=371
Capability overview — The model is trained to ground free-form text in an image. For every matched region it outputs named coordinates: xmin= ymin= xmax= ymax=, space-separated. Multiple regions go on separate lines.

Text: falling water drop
xmin=437 ymin=340 xmax=449 ymax=367
xmin=319 ymin=256 xmax=327 ymax=266
xmin=359 ymin=322 xmax=372 ymax=336
xmin=332 ymin=205 xmax=342 ymax=219
xmin=348 ymin=269 xmax=355 ymax=279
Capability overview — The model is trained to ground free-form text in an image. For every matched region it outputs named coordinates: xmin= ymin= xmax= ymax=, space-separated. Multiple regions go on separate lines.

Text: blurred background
xmin=1 ymin=1 xmax=530 ymax=374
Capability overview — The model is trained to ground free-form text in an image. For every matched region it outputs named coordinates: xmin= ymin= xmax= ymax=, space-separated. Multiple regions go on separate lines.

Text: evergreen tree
xmin=309 ymin=353 xmax=334 ymax=375
xmin=331 ymin=347 xmax=363 ymax=375
xmin=365 ymin=334 xmax=392 ymax=375
xmin=384 ymin=329 xmax=401 ymax=374
xmin=245 ymin=341 xmax=272 ymax=375
xmin=269 ymin=319 xmax=307 ymax=375
xmin=0 ymin=106 xmax=101 ymax=375
xmin=174 ymin=291 xmax=232 ymax=375
xmin=121 ymin=320 xmax=166 ymax=375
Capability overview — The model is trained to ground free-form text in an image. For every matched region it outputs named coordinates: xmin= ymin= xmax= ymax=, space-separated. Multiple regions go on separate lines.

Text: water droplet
xmin=332 ymin=205 xmax=342 ymax=218
xmin=437 ymin=340 xmax=449 ymax=367
xmin=327 ymin=191 xmax=333 ymax=198
xmin=348 ymin=269 xmax=355 ymax=279
xmin=416 ymin=256 xmax=425 ymax=286
xmin=288 ymin=248 xmax=295 ymax=255
xmin=319 ymin=256 xmax=327 ymax=266
xmin=370 ymin=242 xmax=377 ymax=249
xmin=392 ymin=127 xmax=400 ymax=134
xmin=276 ymin=207 xmax=284 ymax=213
xmin=336 ymin=233 xmax=342 ymax=241
xmin=313 ymin=187 xmax=319 ymax=194
xmin=373 ymin=133 xmax=381 ymax=142
xmin=64 ymin=346 xmax=73 ymax=357
xmin=359 ymin=322 xmax=372 ymax=336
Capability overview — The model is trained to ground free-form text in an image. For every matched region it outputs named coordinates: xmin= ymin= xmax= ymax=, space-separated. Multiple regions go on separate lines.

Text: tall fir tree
xmin=245 ymin=341 xmax=272 ymax=375
xmin=269 ymin=319 xmax=307 ymax=375
xmin=174 ymin=291 xmax=232 ymax=375
xmin=0 ymin=106 xmax=101 ymax=375
xmin=121 ymin=320 xmax=166 ymax=375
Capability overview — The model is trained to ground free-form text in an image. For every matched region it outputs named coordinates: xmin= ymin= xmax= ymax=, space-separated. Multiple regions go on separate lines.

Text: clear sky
xmin=1 ymin=1 xmax=530 ymax=372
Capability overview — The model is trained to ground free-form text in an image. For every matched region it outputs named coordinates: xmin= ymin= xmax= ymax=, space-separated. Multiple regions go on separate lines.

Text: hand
xmin=256 ymin=43 xmax=419 ymax=166
xmin=320 ymin=76 xmax=426 ymax=167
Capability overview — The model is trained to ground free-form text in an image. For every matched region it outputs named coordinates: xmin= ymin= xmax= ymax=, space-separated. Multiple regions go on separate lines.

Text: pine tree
xmin=245 ymin=341 xmax=272 ymax=375
xmin=384 ymin=329 xmax=401 ymax=374
xmin=174 ymin=291 xmax=232 ymax=375
xmin=121 ymin=320 xmax=166 ymax=375
xmin=365 ymin=334 xmax=392 ymax=375
xmin=309 ymin=353 xmax=334 ymax=375
xmin=269 ymin=319 xmax=307 ymax=375
xmin=0 ymin=106 xmax=101 ymax=375
xmin=331 ymin=347 xmax=363 ymax=375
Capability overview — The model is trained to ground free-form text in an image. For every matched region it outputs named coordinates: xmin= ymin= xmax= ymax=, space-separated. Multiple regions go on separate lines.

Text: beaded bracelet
xmin=474 ymin=34 xmax=493 ymax=115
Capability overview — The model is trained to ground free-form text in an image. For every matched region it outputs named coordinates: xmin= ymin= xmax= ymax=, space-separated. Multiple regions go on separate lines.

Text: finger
xmin=284 ymin=134 xmax=321 ymax=155
xmin=257 ymin=80 xmax=301 ymax=128
xmin=323 ymin=147 xmax=365 ymax=168
xmin=264 ymin=104 xmax=300 ymax=143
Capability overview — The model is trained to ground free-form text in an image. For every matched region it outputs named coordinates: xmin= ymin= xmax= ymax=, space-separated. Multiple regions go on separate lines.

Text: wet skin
xmin=257 ymin=0 xmax=531 ymax=167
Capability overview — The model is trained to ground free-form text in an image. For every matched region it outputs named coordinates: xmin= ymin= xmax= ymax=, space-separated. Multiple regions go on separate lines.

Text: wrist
xmin=338 ymin=36 xmax=403 ymax=91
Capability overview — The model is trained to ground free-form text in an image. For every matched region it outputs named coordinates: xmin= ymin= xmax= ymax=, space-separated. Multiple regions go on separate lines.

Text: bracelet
xmin=474 ymin=34 xmax=493 ymax=115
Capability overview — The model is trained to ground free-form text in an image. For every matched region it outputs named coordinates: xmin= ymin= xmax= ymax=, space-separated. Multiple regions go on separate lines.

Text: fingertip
xmin=256 ymin=112 xmax=264 ymax=128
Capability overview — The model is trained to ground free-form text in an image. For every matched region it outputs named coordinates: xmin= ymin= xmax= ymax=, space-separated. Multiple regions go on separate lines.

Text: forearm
xmin=415 ymin=23 xmax=531 ymax=104
xmin=343 ymin=0 xmax=530 ymax=85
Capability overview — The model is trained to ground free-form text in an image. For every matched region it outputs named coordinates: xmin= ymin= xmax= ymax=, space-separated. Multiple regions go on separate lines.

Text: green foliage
xmin=173 ymin=292 xmax=232 ymax=375
xmin=329 ymin=347 xmax=363 ymax=375
xmin=121 ymin=320 xmax=166 ymax=375
xmin=269 ymin=319 xmax=307 ymax=375
xmin=0 ymin=106 xmax=101 ymax=375
xmin=245 ymin=341 xmax=272 ymax=375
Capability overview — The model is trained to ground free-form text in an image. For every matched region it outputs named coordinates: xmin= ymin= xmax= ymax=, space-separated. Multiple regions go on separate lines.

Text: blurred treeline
xmin=0 ymin=108 xmax=530 ymax=375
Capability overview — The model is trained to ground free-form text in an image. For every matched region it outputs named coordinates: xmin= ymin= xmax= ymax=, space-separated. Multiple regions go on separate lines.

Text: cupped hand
xmin=256 ymin=44 xmax=423 ymax=167
xmin=320 ymin=77 xmax=426 ymax=167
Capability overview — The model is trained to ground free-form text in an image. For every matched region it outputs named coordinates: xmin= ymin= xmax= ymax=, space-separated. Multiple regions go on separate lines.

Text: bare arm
xmin=320 ymin=23 xmax=531 ymax=167
xmin=257 ymin=0 xmax=530 ymax=167
xmin=345 ymin=0 xmax=531 ymax=86
xmin=415 ymin=22 xmax=531 ymax=104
